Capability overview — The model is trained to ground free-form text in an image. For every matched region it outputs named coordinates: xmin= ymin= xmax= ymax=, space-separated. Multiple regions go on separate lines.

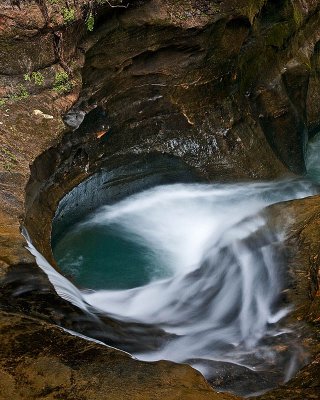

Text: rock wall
xmin=0 ymin=0 xmax=319 ymax=399
xmin=253 ymin=195 xmax=320 ymax=399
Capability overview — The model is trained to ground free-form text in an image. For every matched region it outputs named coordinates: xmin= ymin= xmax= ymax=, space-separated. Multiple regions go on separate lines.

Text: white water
xmin=306 ymin=131 xmax=320 ymax=181
xmin=27 ymin=177 xmax=318 ymax=395
xmin=23 ymin=229 xmax=89 ymax=312
xmin=80 ymin=180 xmax=315 ymax=355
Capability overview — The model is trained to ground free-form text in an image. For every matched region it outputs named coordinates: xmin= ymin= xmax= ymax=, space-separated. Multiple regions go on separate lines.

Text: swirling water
xmin=51 ymin=177 xmax=318 ymax=396
xmin=20 ymin=128 xmax=317 ymax=396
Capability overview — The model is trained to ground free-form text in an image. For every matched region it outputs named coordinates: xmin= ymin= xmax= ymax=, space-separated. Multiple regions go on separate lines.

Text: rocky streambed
xmin=0 ymin=1 xmax=319 ymax=399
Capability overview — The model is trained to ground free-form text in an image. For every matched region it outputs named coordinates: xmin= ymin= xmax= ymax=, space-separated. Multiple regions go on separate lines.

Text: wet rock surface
xmin=0 ymin=0 xmax=319 ymax=399
xmin=253 ymin=195 xmax=320 ymax=399
xmin=0 ymin=311 xmax=239 ymax=400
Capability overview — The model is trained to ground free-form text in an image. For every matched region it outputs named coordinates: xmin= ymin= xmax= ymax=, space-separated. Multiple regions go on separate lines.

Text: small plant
xmin=0 ymin=98 xmax=6 ymax=106
xmin=1 ymin=147 xmax=17 ymax=172
xmin=10 ymin=85 xmax=29 ymax=101
xmin=32 ymin=71 xmax=45 ymax=86
xmin=24 ymin=71 xmax=45 ymax=86
xmin=3 ymin=161 xmax=14 ymax=171
xmin=17 ymin=84 xmax=29 ymax=99
xmin=62 ymin=7 xmax=76 ymax=24
xmin=86 ymin=12 xmax=95 ymax=31
xmin=53 ymin=71 xmax=73 ymax=93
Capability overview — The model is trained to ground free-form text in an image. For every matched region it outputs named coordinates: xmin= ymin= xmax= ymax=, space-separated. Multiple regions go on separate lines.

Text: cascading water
xmin=51 ymin=177 xmax=317 ymax=396
xmin=17 ymin=133 xmax=316 ymax=397
xmin=306 ymin=131 xmax=320 ymax=182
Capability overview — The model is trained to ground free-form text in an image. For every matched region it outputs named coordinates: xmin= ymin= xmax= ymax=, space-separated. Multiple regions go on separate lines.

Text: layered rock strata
xmin=0 ymin=0 xmax=319 ymax=398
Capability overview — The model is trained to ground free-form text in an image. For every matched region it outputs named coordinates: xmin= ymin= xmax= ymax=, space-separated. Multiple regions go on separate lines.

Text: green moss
xmin=32 ymin=71 xmax=45 ymax=86
xmin=0 ymin=99 xmax=6 ymax=107
xmin=3 ymin=161 xmax=14 ymax=171
xmin=53 ymin=71 xmax=73 ymax=93
xmin=17 ymin=84 xmax=29 ymax=99
xmin=62 ymin=7 xmax=76 ymax=24
xmin=9 ymin=85 xmax=29 ymax=101
xmin=1 ymin=147 xmax=17 ymax=172
xmin=1 ymin=148 xmax=16 ymax=162
xmin=86 ymin=12 xmax=95 ymax=32
xmin=24 ymin=71 xmax=45 ymax=86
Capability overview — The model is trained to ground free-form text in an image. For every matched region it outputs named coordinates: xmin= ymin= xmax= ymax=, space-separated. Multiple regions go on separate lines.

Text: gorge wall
xmin=0 ymin=0 xmax=319 ymax=399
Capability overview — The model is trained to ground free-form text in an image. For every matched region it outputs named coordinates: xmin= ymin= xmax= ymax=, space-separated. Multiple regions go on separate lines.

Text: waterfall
xmin=47 ymin=177 xmax=317 ymax=395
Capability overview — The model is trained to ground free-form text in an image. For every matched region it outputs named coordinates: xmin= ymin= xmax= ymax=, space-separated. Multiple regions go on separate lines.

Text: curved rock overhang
xmin=0 ymin=1 xmax=319 ymax=399
xmin=25 ymin=0 xmax=320 ymax=257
